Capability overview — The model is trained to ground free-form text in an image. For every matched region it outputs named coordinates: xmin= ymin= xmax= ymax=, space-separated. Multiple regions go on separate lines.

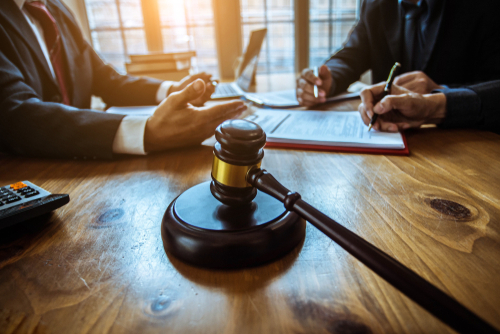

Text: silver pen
xmin=313 ymin=66 xmax=319 ymax=99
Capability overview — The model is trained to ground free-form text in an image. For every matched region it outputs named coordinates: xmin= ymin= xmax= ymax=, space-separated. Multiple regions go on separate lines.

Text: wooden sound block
xmin=161 ymin=181 xmax=306 ymax=269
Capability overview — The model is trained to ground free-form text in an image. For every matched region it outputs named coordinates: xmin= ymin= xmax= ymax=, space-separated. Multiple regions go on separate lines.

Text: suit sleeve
xmin=439 ymin=80 xmax=500 ymax=134
xmin=324 ymin=0 xmax=372 ymax=96
xmin=86 ymin=41 xmax=164 ymax=107
xmin=0 ymin=48 xmax=125 ymax=159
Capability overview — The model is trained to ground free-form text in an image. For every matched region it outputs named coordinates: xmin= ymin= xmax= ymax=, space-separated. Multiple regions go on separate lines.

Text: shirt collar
xmin=14 ymin=0 xmax=47 ymax=10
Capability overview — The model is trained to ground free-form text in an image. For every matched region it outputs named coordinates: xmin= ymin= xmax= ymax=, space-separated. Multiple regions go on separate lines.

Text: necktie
xmin=402 ymin=0 xmax=427 ymax=71
xmin=24 ymin=1 xmax=70 ymax=105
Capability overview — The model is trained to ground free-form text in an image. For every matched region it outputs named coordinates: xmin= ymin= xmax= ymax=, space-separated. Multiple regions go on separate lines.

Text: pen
xmin=368 ymin=62 xmax=401 ymax=131
xmin=313 ymin=66 xmax=319 ymax=99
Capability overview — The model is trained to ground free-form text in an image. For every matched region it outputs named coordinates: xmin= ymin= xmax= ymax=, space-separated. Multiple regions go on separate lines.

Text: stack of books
xmin=125 ymin=51 xmax=196 ymax=81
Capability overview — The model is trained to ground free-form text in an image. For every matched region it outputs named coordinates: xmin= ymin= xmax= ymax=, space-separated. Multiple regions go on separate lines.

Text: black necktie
xmin=402 ymin=0 xmax=427 ymax=71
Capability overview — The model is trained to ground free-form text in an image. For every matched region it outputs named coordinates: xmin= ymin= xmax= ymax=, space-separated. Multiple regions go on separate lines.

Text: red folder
xmin=265 ymin=132 xmax=409 ymax=156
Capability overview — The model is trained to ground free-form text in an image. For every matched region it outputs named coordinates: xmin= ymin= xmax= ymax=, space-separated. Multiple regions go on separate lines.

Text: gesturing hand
xmin=169 ymin=72 xmax=216 ymax=106
xmin=358 ymin=82 xmax=447 ymax=132
xmin=393 ymin=71 xmax=444 ymax=94
xmin=296 ymin=64 xmax=334 ymax=106
xmin=145 ymin=79 xmax=246 ymax=152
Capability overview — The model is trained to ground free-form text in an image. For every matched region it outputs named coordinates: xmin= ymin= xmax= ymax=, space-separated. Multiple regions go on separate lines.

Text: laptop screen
xmin=235 ymin=28 xmax=267 ymax=91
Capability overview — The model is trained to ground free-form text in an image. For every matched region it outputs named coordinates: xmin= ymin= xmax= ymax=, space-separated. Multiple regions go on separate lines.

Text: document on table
xmin=245 ymin=109 xmax=406 ymax=149
xmin=244 ymin=89 xmax=359 ymax=108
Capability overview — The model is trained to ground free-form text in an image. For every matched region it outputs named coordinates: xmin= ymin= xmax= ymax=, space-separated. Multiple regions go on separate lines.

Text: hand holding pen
xmin=296 ymin=65 xmax=334 ymax=106
xmin=367 ymin=62 xmax=401 ymax=131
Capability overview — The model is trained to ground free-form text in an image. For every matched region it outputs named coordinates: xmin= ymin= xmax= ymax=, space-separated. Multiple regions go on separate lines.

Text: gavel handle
xmin=247 ymin=168 xmax=498 ymax=334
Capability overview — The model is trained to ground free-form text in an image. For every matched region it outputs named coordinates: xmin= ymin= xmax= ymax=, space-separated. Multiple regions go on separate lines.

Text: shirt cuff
xmin=112 ymin=116 xmax=149 ymax=155
xmin=434 ymin=88 xmax=482 ymax=129
xmin=156 ymin=81 xmax=174 ymax=103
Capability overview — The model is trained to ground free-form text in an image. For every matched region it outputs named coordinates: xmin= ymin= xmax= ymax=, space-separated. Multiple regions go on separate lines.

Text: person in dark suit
xmin=0 ymin=0 xmax=245 ymax=159
xmin=296 ymin=0 xmax=500 ymax=108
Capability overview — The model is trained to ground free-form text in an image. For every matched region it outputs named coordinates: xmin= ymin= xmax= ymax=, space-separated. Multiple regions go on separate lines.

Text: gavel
xmin=207 ymin=119 xmax=496 ymax=334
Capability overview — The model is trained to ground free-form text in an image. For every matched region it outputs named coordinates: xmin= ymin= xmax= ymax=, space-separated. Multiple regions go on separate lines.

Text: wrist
xmin=144 ymin=118 xmax=160 ymax=153
xmin=425 ymin=92 xmax=447 ymax=124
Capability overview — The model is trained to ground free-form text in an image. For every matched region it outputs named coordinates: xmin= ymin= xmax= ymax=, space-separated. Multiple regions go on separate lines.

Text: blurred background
xmin=63 ymin=0 xmax=362 ymax=80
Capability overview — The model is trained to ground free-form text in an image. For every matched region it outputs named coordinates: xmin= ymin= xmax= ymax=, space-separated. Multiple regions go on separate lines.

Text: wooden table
xmin=1 ymin=91 xmax=500 ymax=334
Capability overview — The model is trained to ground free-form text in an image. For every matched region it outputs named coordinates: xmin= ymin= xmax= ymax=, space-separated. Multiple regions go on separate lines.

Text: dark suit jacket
xmin=440 ymin=80 xmax=500 ymax=134
xmin=325 ymin=0 xmax=500 ymax=94
xmin=0 ymin=0 xmax=163 ymax=159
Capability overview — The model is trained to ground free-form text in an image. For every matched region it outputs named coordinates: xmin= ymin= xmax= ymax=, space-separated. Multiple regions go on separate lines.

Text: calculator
xmin=0 ymin=181 xmax=70 ymax=229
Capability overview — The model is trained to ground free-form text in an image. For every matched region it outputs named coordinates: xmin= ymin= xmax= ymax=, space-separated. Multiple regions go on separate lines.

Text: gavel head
xmin=210 ymin=119 xmax=266 ymax=206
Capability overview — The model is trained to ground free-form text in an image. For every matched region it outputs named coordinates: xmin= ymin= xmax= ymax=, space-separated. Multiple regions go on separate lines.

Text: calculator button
xmin=18 ymin=188 xmax=33 ymax=194
xmin=5 ymin=196 xmax=22 ymax=204
xmin=10 ymin=182 xmax=27 ymax=190
xmin=24 ymin=191 xmax=40 ymax=198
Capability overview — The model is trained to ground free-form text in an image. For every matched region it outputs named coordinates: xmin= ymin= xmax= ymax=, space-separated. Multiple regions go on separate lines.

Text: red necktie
xmin=24 ymin=1 xmax=70 ymax=105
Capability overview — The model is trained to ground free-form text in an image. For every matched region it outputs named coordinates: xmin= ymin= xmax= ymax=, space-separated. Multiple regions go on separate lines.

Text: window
xmin=85 ymin=0 xmax=147 ymax=72
xmin=309 ymin=0 xmax=359 ymax=67
xmin=240 ymin=0 xmax=295 ymax=74
xmin=83 ymin=0 xmax=361 ymax=77
xmin=158 ymin=0 xmax=218 ymax=74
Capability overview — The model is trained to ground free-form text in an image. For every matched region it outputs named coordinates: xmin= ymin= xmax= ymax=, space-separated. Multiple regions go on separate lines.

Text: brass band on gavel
xmin=211 ymin=155 xmax=261 ymax=188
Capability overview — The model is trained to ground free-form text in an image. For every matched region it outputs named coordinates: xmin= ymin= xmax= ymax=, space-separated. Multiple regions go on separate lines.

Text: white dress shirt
xmin=15 ymin=0 xmax=173 ymax=155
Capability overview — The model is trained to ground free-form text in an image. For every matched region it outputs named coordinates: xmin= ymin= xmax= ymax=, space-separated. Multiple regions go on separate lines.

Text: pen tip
xmin=367 ymin=124 xmax=373 ymax=132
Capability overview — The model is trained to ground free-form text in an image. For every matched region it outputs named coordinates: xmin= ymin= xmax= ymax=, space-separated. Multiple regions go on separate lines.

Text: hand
xmin=145 ymin=79 xmax=246 ymax=152
xmin=296 ymin=64 xmax=334 ymax=106
xmin=358 ymin=82 xmax=447 ymax=132
xmin=393 ymin=71 xmax=444 ymax=94
xmin=169 ymin=72 xmax=216 ymax=106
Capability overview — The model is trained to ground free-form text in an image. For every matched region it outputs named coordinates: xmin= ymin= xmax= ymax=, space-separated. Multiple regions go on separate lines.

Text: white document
xmin=244 ymin=90 xmax=300 ymax=107
xmin=107 ymin=105 xmax=156 ymax=116
xmin=245 ymin=109 xmax=405 ymax=149
xmin=244 ymin=89 xmax=360 ymax=108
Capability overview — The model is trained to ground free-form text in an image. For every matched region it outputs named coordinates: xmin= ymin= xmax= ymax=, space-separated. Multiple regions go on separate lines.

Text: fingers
xmin=394 ymin=71 xmax=419 ymax=86
xmin=189 ymin=72 xmax=212 ymax=82
xmin=203 ymin=80 xmax=216 ymax=97
xmin=296 ymin=88 xmax=326 ymax=106
xmin=198 ymin=100 xmax=246 ymax=121
xmin=394 ymin=72 xmax=426 ymax=94
xmin=168 ymin=79 xmax=206 ymax=107
xmin=359 ymin=82 xmax=386 ymax=119
xmin=389 ymin=83 xmax=410 ymax=95
xmin=296 ymin=73 xmax=326 ymax=106
xmin=297 ymin=78 xmax=326 ymax=97
xmin=394 ymin=71 xmax=442 ymax=94
xmin=190 ymin=80 xmax=217 ymax=106
xmin=400 ymin=81 xmax=425 ymax=94
xmin=190 ymin=101 xmax=246 ymax=140
xmin=358 ymin=103 xmax=371 ymax=126
xmin=301 ymin=67 xmax=321 ymax=86
xmin=375 ymin=120 xmax=413 ymax=132
xmin=374 ymin=94 xmax=413 ymax=116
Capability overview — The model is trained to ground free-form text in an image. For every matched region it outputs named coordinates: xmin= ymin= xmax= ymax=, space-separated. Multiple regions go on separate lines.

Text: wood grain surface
xmin=1 ymin=97 xmax=500 ymax=334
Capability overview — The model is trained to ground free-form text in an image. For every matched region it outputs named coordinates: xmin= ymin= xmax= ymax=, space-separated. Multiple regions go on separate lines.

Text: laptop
xmin=211 ymin=28 xmax=267 ymax=99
